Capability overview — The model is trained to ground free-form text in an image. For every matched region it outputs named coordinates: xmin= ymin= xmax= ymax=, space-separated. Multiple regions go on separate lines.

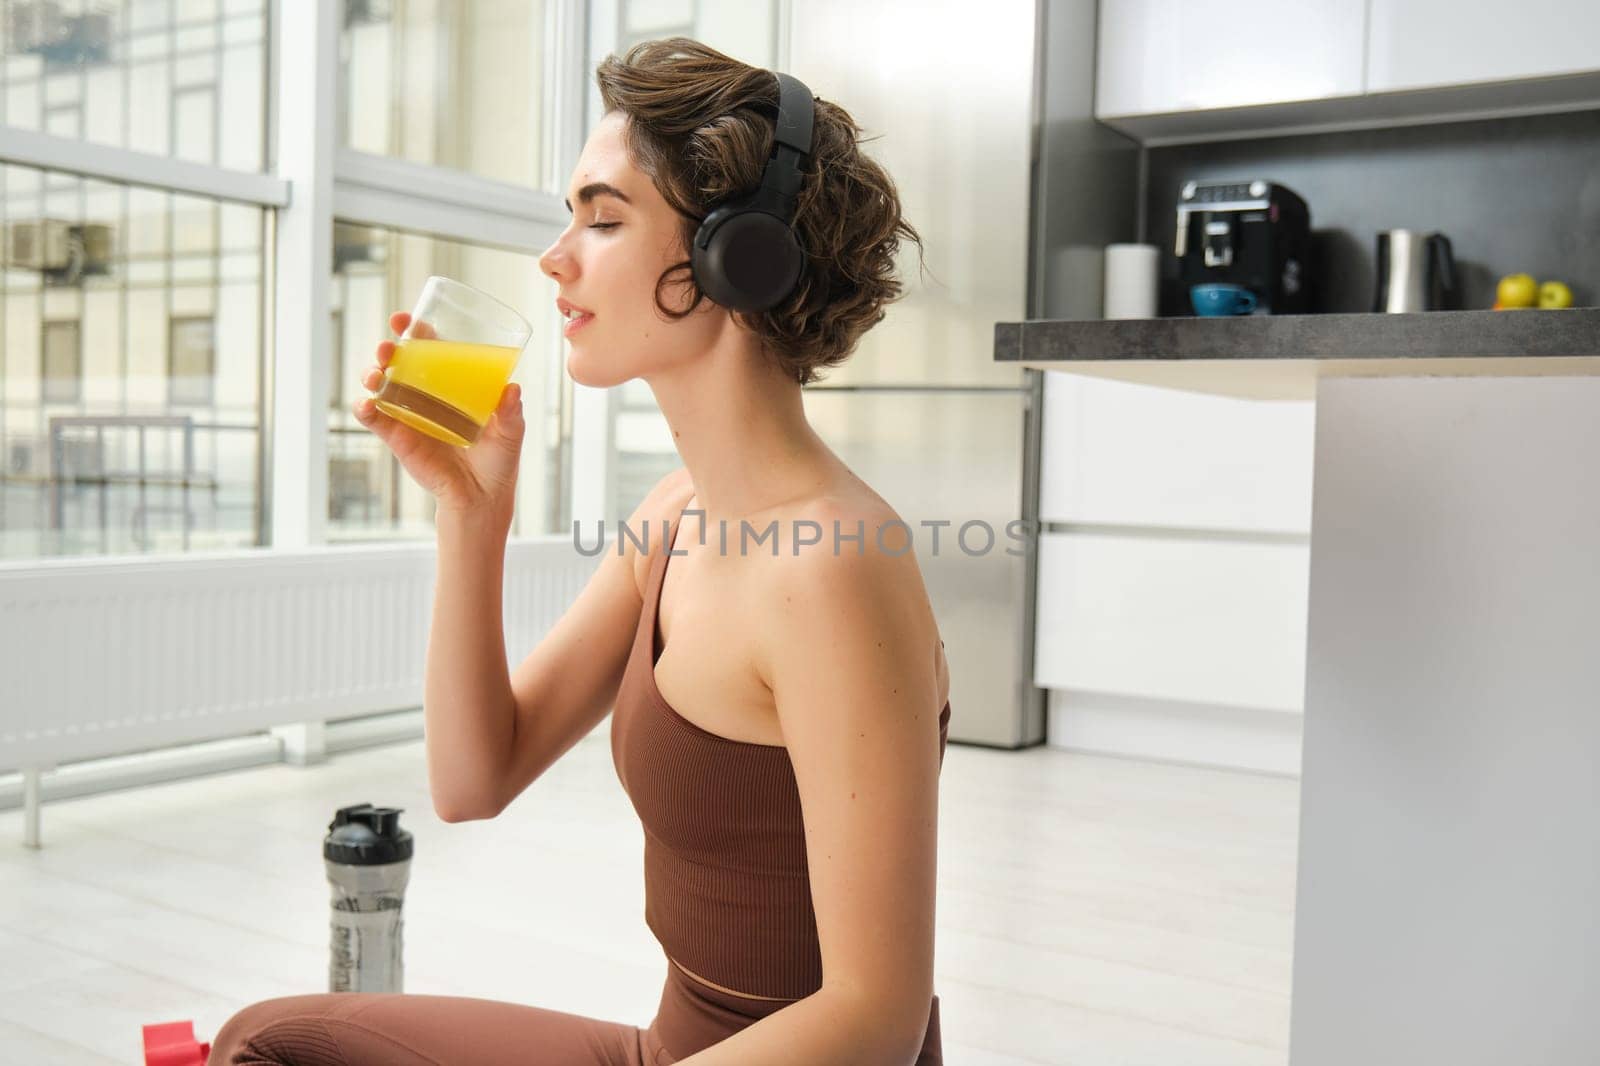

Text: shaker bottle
xmin=324 ymin=803 xmax=413 ymax=993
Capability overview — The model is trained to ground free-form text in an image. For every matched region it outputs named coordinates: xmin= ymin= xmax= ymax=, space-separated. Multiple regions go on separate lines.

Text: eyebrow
xmin=564 ymin=182 xmax=632 ymax=213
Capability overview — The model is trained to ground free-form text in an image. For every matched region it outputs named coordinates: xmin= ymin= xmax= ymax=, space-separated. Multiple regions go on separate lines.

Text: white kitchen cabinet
xmin=1367 ymin=0 xmax=1600 ymax=93
xmin=1033 ymin=531 xmax=1310 ymax=713
xmin=1094 ymin=0 xmax=1366 ymax=118
xmin=1039 ymin=373 xmax=1315 ymax=534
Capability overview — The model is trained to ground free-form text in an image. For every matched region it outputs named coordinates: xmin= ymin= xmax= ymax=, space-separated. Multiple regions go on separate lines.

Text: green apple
xmin=1538 ymin=281 xmax=1573 ymax=309
xmin=1497 ymin=273 xmax=1538 ymax=308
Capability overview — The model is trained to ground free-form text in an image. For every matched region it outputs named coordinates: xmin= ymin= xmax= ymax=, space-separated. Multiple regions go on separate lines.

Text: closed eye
xmin=589 ymin=222 xmax=619 ymax=230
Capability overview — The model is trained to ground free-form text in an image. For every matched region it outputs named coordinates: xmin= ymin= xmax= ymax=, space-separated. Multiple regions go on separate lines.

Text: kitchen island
xmin=999 ymin=308 xmax=1600 ymax=1066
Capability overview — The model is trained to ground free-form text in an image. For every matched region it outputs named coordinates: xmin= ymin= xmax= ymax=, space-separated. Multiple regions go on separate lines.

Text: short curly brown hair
xmin=594 ymin=37 xmax=923 ymax=386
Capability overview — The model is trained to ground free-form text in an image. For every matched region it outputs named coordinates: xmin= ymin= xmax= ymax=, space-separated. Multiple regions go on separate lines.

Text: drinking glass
xmin=372 ymin=276 xmax=532 ymax=447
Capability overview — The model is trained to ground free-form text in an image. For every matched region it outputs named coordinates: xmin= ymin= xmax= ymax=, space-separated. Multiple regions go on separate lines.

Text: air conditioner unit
xmin=73 ymin=222 xmax=113 ymax=276
xmin=64 ymin=10 xmax=112 ymax=63
xmin=4 ymin=218 xmax=74 ymax=271
xmin=4 ymin=1 xmax=57 ymax=54
xmin=344 ymin=0 xmax=394 ymax=28
xmin=333 ymin=224 xmax=388 ymax=273
xmin=5 ymin=2 xmax=112 ymax=64
xmin=3 ymin=219 xmax=113 ymax=281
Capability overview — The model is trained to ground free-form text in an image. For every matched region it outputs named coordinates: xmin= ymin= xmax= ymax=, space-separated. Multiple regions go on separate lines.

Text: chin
xmin=565 ymin=347 xmax=631 ymax=390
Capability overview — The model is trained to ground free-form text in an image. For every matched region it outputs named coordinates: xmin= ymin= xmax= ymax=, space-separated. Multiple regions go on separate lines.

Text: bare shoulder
xmin=777 ymin=493 xmax=920 ymax=573
xmin=748 ymin=489 xmax=948 ymax=733
xmin=754 ymin=493 xmax=939 ymax=646
xmin=623 ymin=467 xmax=695 ymax=597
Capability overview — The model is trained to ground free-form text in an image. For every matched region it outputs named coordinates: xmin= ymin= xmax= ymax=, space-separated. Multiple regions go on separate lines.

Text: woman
xmin=211 ymin=37 xmax=950 ymax=1066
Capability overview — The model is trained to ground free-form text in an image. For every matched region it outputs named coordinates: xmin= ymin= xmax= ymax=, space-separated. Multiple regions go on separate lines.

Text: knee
xmin=208 ymin=995 xmax=339 ymax=1065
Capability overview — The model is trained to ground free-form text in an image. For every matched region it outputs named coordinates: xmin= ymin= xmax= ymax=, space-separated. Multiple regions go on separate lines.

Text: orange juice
xmin=372 ymin=338 xmax=522 ymax=447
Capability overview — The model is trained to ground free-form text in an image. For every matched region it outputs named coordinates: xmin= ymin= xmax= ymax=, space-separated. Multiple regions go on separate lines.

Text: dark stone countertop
xmin=994 ymin=309 xmax=1600 ymax=400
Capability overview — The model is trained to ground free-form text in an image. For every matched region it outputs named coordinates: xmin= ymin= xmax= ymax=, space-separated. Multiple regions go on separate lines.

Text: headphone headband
xmin=771 ymin=72 xmax=814 ymax=162
xmin=732 ymin=72 xmax=813 ymax=227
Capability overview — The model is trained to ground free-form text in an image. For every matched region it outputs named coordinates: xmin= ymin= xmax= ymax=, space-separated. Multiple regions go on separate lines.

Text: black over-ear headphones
xmin=689 ymin=71 xmax=815 ymax=314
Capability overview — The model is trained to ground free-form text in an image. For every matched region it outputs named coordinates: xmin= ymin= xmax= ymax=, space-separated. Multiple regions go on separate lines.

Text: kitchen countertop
xmin=994 ymin=307 xmax=1600 ymax=399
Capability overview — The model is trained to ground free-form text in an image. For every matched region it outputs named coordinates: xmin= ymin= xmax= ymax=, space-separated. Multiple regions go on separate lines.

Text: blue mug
xmin=1191 ymin=283 xmax=1259 ymax=316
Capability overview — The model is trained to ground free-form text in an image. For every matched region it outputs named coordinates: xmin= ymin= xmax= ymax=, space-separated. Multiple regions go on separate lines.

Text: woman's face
xmin=539 ymin=111 xmax=725 ymax=388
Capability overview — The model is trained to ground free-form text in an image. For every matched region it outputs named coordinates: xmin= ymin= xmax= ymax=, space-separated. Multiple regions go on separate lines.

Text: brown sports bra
xmin=610 ymin=508 xmax=952 ymax=1003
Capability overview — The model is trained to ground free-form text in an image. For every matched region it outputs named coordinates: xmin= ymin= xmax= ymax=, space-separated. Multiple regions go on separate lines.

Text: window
xmin=41 ymin=318 xmax=80 ymax=402
xmin=340 ymin=0 xmax=548 ymax=189
xmin=5 ymin=0 xmax=724 ymax=556
xmin=327 ymin=220 xmax=561 ymax=543
xmin=612 ymin=0 xmax=778 ymax=68
xmin=0 ymin=160 xmax=266 ymax=559
xmin=0 ymin=0 xmax=268 ymax=171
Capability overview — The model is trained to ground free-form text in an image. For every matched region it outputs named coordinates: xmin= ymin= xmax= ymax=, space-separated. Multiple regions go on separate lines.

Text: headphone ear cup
xmin=691 ymin=206 xmax=804 ymax=315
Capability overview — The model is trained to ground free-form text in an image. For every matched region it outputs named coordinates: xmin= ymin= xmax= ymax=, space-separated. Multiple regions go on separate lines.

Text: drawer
xmin=1040 ymin=372 xmax=1315 ymax=534
xmin=1034 ymin=530 xmax=1309 ymax=712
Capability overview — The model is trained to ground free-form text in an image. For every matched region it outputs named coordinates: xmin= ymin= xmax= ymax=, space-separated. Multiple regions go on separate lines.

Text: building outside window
xmin=1 ymin=0 xmax=268 ymax=170
xmin=0 ymin=0 xmax=612 ymax=557
xmin=1 ymin=0 xmax=270 ymax=558
xmin=0 ymin=158 xmax=266 ymax=558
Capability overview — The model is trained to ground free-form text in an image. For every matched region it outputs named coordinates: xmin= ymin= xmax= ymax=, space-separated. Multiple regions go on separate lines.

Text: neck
xmin=646 ymin=339 xmax=841 ymax=524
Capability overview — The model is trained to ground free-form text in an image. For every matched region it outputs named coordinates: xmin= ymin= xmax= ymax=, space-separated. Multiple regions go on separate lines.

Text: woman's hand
xmin=353 ymin=312 xmax=525 ymax=523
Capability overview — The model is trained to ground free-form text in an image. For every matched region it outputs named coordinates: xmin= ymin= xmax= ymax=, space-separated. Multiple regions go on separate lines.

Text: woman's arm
xmin=425 ymin=467 xmax=692 ymax=822
xmin=423 ymin=505 xmax=519 ymax=822
xmin=676 ymin=507 xmax=942 ymax=1066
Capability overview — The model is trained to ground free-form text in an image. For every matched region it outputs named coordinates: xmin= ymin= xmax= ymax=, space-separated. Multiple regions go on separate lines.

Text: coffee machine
xmin=1176 ymin=180 xmax=1312 ymax=314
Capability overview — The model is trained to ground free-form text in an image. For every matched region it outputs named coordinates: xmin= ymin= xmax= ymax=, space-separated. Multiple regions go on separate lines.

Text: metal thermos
xmin=324 ymin=803 xmax=413 ymax=993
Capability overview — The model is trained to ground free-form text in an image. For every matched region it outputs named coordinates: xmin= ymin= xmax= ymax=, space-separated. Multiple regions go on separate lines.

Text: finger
xmin=412 ymin=319 xmax=437 ymax=340
xmin=353 ymin=398 xmax=404 ymax=450
xmin=376 ymin=340 xmax=394 ymax=367
xmin=389 ymin=311 xmax=411 ymax=335
xmin=362 ymin=366 xmax=383 ymax=392
xmin=487 ymin=384 xmax=525 ymax=446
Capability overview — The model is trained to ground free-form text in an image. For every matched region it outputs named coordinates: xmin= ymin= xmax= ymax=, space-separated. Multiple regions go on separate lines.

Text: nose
xmin=539 ymin=232 xmax=574 ymax=282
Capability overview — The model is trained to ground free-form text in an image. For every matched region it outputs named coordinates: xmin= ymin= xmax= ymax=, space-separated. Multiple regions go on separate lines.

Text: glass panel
xmin=0 ymin=0 xmax=268 ymax=171
xmin=0 ymin=160 xmax=266 ymax=559
xmin=328 ymin=219 xmax=563 ymax=542
xmin=339 ymin=0 xmax=547 ymax=189
xmin=617 ymin=0 xmax=776 ymax=65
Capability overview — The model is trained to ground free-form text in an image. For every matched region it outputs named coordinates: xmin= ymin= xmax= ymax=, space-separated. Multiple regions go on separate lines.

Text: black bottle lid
xmin=324 ymin=803 xmax=414 ymax=865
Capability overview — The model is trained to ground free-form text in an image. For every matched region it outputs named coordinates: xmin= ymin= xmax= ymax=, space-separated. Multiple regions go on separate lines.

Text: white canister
xmin=1102 ymin=243 xmax=1160 ymax=319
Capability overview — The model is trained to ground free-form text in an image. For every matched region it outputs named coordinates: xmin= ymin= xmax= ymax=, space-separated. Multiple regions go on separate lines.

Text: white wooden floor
xmin=0 ymin=730 xmax=1300 ymax=1065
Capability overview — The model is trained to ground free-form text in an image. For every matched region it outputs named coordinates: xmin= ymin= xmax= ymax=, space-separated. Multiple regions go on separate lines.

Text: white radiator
xmin=0 ymin=537 xmax=602 ymax=773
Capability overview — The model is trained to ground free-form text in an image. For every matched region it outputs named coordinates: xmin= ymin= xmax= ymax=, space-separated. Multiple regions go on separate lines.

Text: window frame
xmin=0 ymin=0 xmax=601 ymax=559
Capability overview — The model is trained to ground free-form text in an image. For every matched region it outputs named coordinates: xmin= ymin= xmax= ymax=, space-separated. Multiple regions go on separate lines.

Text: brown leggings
xmin=208 ymin=960 xmax=943 ymax=1065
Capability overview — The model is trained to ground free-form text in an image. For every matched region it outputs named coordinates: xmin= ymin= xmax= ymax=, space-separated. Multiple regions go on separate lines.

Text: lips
xmin=557 ymin=297 xmax=595 ymax=337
